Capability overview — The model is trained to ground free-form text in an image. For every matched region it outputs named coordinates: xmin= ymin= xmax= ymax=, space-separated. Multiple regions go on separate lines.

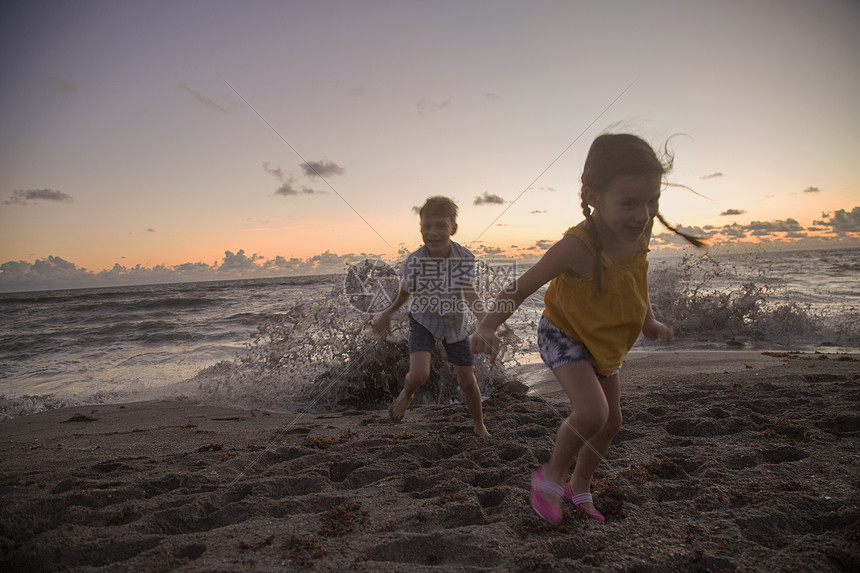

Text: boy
xmin=371 ymin=196 xmax=489 ymax=437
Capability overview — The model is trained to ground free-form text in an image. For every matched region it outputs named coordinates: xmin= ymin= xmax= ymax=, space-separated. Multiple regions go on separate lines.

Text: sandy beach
xmin=1 ymin=350 xmax=858 ymax=572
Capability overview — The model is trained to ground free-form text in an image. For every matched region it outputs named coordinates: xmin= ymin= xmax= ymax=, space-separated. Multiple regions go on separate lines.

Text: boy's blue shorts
xmin=409 ymin=315 xmax=474 ymax=367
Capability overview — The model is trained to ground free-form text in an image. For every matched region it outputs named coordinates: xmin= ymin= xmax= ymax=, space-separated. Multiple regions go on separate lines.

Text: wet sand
xmin=1 ymin=351 xmax=858 ymax=572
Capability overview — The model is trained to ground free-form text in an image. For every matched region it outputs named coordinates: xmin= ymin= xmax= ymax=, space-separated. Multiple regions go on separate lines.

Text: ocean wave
xmin=224 ymin=312 xmax=272 ymax=326
xmin=68 ymin=296 xmax=219 ymax=314
xmin=0 ymin=390 xmax=129 ymax=422
xmin=186 ymin=287 xmax=524 ymax=413
xmin=648 ymin=254 xmax=860 ymax=348
xmin=2 ymin=254 xmax=857 ymax=421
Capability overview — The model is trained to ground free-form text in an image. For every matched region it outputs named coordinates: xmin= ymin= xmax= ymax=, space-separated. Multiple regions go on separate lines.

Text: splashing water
xmin=188 ymin=285 xmax=525 ymax=413
xmin=647 ymin=252 xmax=859 ymax=348
xmin=2 ymin=248 xmax=856 ymax=420
xmin=189 ymin=250 xmax=856 ymax=415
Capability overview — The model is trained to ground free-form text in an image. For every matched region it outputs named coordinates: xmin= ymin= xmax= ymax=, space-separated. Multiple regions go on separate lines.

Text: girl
xmin=470 ymin=133 xmax=704 ymax=524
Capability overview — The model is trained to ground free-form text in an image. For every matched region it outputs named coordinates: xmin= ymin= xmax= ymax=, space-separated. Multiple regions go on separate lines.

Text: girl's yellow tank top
xmin=542 ymin=225 xmax=650 ymax=375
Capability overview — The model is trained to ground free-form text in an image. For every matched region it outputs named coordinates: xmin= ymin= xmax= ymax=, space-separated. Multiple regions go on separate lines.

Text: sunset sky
xmin=1 ymin=0 xmax=859 ymax=290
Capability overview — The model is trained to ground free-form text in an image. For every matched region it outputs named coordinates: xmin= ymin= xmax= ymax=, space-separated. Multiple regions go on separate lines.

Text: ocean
xmin=1 ymin=247 xmax=858 ymax=420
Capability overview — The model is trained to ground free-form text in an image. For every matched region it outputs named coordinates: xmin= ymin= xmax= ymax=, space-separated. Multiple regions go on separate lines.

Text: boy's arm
xmin=370 ymin=281 xmax=411 ymax=337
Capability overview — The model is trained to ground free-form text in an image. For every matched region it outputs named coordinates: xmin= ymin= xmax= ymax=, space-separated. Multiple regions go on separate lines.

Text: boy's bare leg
xmin=454 ymin=365 xmax=490 ymax=437
xmin=389 ymin=351 xmax=431 ymax=422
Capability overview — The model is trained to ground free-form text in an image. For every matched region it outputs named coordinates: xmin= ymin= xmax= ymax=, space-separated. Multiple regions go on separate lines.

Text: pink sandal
xmin=564 ymin=483 xmax=606 ymax=522
xmin=531 ymin=467 xmax=564 ymax=524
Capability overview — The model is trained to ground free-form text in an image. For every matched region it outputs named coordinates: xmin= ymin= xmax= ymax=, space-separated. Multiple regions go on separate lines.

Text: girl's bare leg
xmin=569 ymin=373 xmax=621 ymax=512
xmin=539 ymin=361 xmax=609 ymax=512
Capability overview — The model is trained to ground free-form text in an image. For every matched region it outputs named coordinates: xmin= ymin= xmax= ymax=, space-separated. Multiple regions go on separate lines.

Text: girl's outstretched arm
xmin=461 ymin=282 xmax=487 ymax=323
xmin=471 ymin=235 xmax=584 ymax=364
xmin=642 ymin=299 xmax=673 ymax=344
xmin=640 ymin=222 xmax=673 ymax=344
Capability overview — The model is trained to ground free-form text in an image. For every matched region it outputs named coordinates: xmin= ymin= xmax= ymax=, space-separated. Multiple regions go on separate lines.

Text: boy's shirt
xmin=403 ymin=241 xmax=475 ymax=343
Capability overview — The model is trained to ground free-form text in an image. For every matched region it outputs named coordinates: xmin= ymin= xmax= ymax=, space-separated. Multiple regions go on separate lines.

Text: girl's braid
xmin=656 ymin=213 xmax=707 ymax=248
xmin=580 ymin=194 xmax=605 ymax=292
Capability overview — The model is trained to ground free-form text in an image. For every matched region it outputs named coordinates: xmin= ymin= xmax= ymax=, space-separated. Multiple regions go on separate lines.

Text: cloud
xmin=814 ymin=207 xmax=860 ymax=233
xmin=474 ymin=192 xmax=505 ymax=206
xmin=3 ymin=189 xmax=73 ymax=205
xmin=301 ymin=160 xmax=344 ymax=178
xmin=46 ymin=76 xmax=77 ymax=93
xmin=668 ymin=216 xmax=853 ymax=247
xmin=701 ymin=172 xmax=724 ymax=179
xmin=646 ymin=207 xmax=859 ymax=249
xmin=747 ymin=218 xmax=803 ymax=236
xmin=176 ymin=83 xmax=240 ymax=113
xmin=416 ymin=96 xmax=452 ymax=116
xmin=720 ymin=223 xmax=748 ymax=239
xmin=7 ymin=204 xmax=860 ymax=293
xmin=264 ymin=162 xmax=320 ymax=196
xmin=262 ymin=161 xmax=285 ymax=180
xmin=0 ymin=256 xmax=91 ymax=287
xmin=219 ymin=250 xmax=262 ymax=273
xmin=0 ymin=249 xmax=380 ymax=292
xmin=803 ymin=186 xmax=820 ymax=193
xmin=260 ymin=251 xmax=369 ymax=275
xmin=274 ymin=181 xmax=317 ymax=196
xmin=472 ymin=244 xmax=504 ymax=256
xmin=171 ymin=262 xmax=212 ymax=274
xmin=650 ymin=222 xmax=717 ymax=247
xmin=719 ymin=209 xmax=747 ymax=216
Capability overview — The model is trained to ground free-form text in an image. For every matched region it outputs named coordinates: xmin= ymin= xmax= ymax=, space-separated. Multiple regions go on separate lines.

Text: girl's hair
xmin=580 ymin=133 xmax=705 ymax=291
